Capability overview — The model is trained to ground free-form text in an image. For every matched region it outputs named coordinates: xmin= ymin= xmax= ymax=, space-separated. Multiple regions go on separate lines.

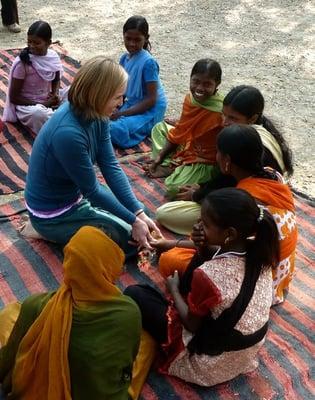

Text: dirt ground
xmin=1 ymin=0 xmax=314 ymax=197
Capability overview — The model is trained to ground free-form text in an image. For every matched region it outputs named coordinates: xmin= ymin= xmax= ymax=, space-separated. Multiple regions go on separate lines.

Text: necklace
xmin=212 ymin=247 xmax=246 ymax=259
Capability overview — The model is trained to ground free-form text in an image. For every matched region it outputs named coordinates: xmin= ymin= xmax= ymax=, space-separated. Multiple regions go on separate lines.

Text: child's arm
xmin=51 ymin=71 xmax=60 ymax=97
xmin=167 ymin=271 xmax=202 ymax=332
xmin=9 ymin=78 xmax=37 ymax=106
xmin=48 ymin=72 xmax=61 ymax=108
xmin=112 ymin=81 xmax=158 ymax=120
xmin=150 ymin=237 xmax=196 ymax=252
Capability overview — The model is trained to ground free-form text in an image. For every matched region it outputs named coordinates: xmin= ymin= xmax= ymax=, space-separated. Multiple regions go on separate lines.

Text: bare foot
xmin=147 ymin=164 xmax=173 ymax=178
xmin=164 ymin=117 xmax=178 ymax=126
xmin=142 ymin=159 xmax=154 ymax=172
xmin=19 ymin=220 xmax=45 ymax=240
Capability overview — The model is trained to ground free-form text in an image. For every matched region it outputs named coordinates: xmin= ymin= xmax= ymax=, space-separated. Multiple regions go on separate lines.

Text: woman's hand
xmin=191 ymin=220 xmax=206 ymax=249
xmin=131 ymin=217 xmax=153 ymax=250
xmin=175 ymin=184 xmax=200 ymax=201
xmin=137 ymin=212 xmax=162 ymax=238
xmin=166 ymin=270 xmax=180 ymax=294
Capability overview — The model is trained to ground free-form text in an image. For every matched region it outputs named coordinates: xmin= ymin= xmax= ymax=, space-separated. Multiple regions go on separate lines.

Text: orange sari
xmin=167 ymin=93 xmax=223 ymax=164
xmin=237 ymin=177 xmax=298 ymax=304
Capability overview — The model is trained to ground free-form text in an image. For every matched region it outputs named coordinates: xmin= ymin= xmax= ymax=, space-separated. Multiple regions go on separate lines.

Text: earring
xmin=225 ymin=163 xmax=230 ymax=173
xmin=224 ymin=236 xmax=230 ymax=244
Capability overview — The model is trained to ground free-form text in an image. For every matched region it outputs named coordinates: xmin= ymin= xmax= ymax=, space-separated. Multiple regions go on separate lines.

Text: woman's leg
xmin=1 ymin=0 xmax=19 ymax=25
xmin=156 ymin=200 xmax=201 ymax=235
xmin=150 ymin=121 xmax=174 ymax=164
xmin=29 ymin=199 xmax=135 ymax=256
xmin=124 ymin=285 xmax=168 ymax=344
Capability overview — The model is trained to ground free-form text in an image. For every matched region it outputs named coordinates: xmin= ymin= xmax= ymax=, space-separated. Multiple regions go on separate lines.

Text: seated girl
xmin=156 ymin=85 xmax=293 ymax=233
xmin=110 ymin=15 xmax=167 ymax=149
xmin=125 ymin=187 xmax=279 ymax=386
xmin=3 ymin=20 xmax=64 ymax=134
xmin=154 ymin=125 xmax=297 ymax=305
xmin=0 ymin=226 xmax=142 ymax=399
xmin=145 ymin=58 xmax=224 ymax=198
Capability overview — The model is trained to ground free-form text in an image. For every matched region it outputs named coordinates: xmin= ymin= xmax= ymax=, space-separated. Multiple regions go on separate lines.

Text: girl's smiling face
xmin=190 ymin=72 xmax=218 ymax=103
xmin=123 ymin=29 xmax=147 ymax=55
xmin=27 ymin=34 xmax=50 ymax=56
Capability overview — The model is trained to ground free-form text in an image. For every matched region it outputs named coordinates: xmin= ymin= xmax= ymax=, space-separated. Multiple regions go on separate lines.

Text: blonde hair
xmin=68 ymin=56 xmax=128 ymax=120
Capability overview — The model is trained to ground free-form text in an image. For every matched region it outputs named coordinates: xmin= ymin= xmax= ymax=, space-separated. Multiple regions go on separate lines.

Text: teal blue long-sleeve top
xmin=25 ymin=102 xmax=141 ymax=224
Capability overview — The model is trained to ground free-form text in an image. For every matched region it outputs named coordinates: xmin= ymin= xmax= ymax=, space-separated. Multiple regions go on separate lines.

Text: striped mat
xmin=0 ymin=47 xmax=151 ymax=194
xmin=0 ymin=154 xmax=314 ymax=399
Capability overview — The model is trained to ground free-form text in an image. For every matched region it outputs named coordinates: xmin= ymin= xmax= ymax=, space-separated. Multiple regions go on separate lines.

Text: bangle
xmin=175 ymin=238 xmax=184 ymax=247
xmin=135 ymin=209 xmax=144 ymax=217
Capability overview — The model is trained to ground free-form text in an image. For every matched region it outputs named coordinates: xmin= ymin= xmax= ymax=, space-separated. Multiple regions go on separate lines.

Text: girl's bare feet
xmin=142 ymin=159 xmax=153 ymax=172
xmin=164 ymin=117 xmax=178 ymax=126
xmin=147 ymin=164 xmax=173 ymax=178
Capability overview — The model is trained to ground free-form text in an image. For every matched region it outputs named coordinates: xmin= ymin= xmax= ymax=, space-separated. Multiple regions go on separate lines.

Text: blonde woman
xmin=24 ymin=56 xmax=159 ymax=253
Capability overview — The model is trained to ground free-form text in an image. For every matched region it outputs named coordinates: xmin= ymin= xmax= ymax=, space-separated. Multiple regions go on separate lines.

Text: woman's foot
xmin=5 ymin=23 xmax=21 ymax=33
xmin=19 ymin=220 xmax=44 ymax=240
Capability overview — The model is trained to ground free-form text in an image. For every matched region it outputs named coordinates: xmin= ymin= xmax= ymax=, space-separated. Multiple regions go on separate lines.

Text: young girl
xmin=156 ymin=84 xmax=293 ymax=234
xmin=3 ymin=20 xmax=63 ymax=134
xmin=146 ymin=58 xmax=223 ymax=198
xmin=222 ymin=85 xmax=293 ymax=176
xmin=125 ymin=188 xmax=279 ymax=386
xmin=110 ymin=15 xmax=167 ymax=149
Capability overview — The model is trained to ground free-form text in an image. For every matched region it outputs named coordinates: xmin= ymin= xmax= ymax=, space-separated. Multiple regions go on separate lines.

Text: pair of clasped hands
xmin=42 ymin=92 xmax=60 ymax=109
xmin=133 ymin=217 xmax=207 ymax=293
xmin=132 ymin=209 xmax=207 ymax=253
xmin=131 ymin=210 xmax=163 ymax=251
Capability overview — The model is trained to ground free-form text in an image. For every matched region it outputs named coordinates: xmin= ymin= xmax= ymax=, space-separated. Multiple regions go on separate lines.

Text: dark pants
xmin=1 ymin=0 xmax=19 ymax=25
xmin=124 ymin=285 xmax=169 ymax=344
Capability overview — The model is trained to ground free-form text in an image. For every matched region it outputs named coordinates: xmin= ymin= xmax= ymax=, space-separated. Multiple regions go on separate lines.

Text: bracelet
xmin=135 ymin=209 xmax=144 ymax=217
xmin=175 ymin=238 xmax=184 ymax=247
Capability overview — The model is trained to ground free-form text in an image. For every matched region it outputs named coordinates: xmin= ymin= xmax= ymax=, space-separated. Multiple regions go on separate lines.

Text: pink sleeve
xmin=187 ymin=268 xmax=222 ymax=317
xmin=12 ymin=62 xmax=26 ymax=79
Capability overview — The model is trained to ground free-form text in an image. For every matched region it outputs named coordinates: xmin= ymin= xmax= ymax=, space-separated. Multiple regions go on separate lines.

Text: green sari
xmin=0 ymin=292 xmax=141 ymax=400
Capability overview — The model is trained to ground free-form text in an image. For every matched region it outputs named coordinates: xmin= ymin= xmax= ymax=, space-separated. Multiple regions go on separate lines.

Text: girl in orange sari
xmin=145 ymin=59 xmax=223 ymax=198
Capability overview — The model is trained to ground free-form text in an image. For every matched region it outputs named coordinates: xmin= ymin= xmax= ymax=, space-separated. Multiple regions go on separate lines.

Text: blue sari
xmin=110 ymin=49 xmax=167 ymax=149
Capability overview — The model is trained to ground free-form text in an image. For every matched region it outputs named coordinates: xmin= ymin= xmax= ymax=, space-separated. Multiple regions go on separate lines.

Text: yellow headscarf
xmin=12 ymin=226 xmax=125 ymax=400
xmin=252 ymin=124 xmax=286 ymax=174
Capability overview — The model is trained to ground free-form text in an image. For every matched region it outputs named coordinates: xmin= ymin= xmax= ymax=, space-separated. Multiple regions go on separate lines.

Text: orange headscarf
xmin=167 ymin=93 xmax=223 ymax=164
xmin=237 ymin=176 xmax=295 ymax=212
xmin=237 ymin=176 xmax=297 ymax=260
xmin=12 ymin=226 xmax=125 ymax=400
